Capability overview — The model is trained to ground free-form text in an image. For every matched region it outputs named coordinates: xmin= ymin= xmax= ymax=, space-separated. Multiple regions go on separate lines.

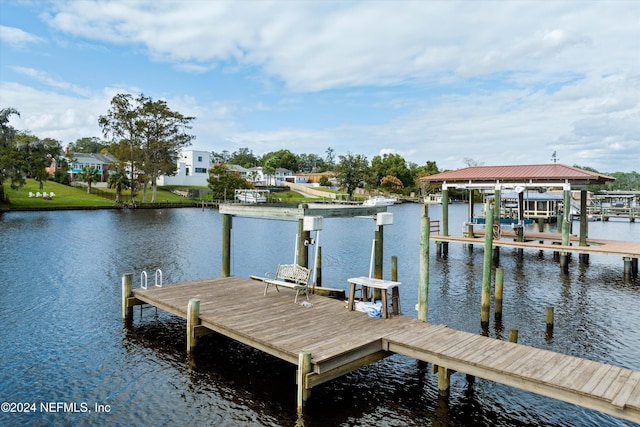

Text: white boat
xmin=363 ymin=195 xmax=396 ymax=207
xmin=235 ymin=189 xmax=268 ymax=203
xmin=424 ymin=193 xmax=444 ymax=204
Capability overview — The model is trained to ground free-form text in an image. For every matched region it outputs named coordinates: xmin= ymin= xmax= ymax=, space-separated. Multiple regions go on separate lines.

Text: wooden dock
xmin=439 ymin=230 xmax=640 ymax=259
xmin=124 ymin=276 xmax=640 ymax=423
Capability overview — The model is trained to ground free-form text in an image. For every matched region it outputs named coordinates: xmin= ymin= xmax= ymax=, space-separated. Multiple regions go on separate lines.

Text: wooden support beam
xmin=468 ymin=189 xmax=475 ymax=239
xmin=306 ymin=351 xmax=392 ymax=389
xmin=222 ymin=214 xmax=232 ymax=277
xmin=438 ymin=365 xmax=452 ymax=397
xmin=441 ymin=189 xmax=449 ymax=256
xmin=494 ymin=267 xmax=504 ymax=322
xmin=624 ymin=257 xmax=633 ymax=280
xmin=297 ymin=218 xmax=309 ymax=268
xmin=316 ymin=246 xmax=322 ymax=288
xmin=373 ymin=226 xmax=383 ymax=300
xmin=187 ymin=298 xmax=200 ymax=353
xmin=481 ymin=203 xmax=494 ymax=328
xmin=580 ymin=189 xmax=588 ymax=248
xmin=121 ymin=273 xmax=133 ymax=322
xmin=391 ymin=255 xmax=399 ymax=315
xmin=509 ymin=328 xmax=519 ymax=343
xmin=418 ymin=204 xmax=429 ymax=322
xmin=194 ymin=324 xmax=214 ymax=338
xmin=560 ymin=252 xmax=569 ymax=274
xmin=297 ymin=351 xmax=312 ymax=414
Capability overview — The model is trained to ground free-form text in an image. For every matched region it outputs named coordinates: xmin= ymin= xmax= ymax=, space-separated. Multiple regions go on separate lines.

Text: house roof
xmin=227 ymin=164 xmax=249 ymax=173
xmin=70 ymin=152 xmax=118 ymax=164
xmin=420 ymin=164 xmax=615 ymax=187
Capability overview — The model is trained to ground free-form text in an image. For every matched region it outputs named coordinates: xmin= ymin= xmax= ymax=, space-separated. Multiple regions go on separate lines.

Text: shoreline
xmin=0 ymin=202 xmax=201 ymax=214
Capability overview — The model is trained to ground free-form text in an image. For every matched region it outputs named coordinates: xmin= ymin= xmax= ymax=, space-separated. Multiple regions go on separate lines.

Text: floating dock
xmin=122 ymin=275 xmax=640 ymax=423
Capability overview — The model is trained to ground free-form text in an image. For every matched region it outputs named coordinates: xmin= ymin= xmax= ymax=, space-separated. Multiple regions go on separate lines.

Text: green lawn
xmin=1 ymin=180 xmax=202 ymax=210
xmin=94 ymin=185 xmax=201 ymax=203
xmin=2 ymin=180 xmax=117 ymax=209
xmin=0 ymin=180 xmax=352 ymax=210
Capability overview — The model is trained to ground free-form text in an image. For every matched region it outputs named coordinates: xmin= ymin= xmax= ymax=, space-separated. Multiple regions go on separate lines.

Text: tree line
xmin=2 ymin=101 xmax=639 ymax=204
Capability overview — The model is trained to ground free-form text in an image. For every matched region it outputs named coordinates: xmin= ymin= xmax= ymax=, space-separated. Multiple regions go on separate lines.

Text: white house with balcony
xmin=156 ymin=150 xmax=212 ymax=186
xmin=247 ymin=167 xmax=293 ymax=185
xmin=156 ymin=150 xmax=295 ymax=187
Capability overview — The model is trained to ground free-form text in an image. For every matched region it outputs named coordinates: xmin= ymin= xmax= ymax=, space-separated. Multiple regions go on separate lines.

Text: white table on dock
xmin=347 ymin=276 xmax=401 ymax=318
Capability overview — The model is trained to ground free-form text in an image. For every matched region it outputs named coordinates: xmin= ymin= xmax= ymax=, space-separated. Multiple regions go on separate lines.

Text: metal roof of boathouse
xmin=420 ymin=164 xmax=615 ymax=187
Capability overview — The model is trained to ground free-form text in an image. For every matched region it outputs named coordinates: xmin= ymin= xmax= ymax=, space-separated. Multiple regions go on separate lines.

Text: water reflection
xmin=0 ymin=206 xmax=638 ymax=426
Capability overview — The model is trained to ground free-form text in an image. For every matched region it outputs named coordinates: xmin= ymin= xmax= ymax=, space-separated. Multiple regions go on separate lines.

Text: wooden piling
xmin=418 ymin=204 xmax=429 ymax=322
xmin=560 ymin=253 xmax=569 ymax=274
xmin=187 ymin=298 xmax=200 ymax=353
xmin=509 ymin=328 xmax=519 ymax=343
xmin=493 ymin=187 xmax=501 ymax=225
xmin=121 ymin=272 xmax=133 ymax=322
xmin=316 ymin=246 xmax=322 ymax=288
xmin=495 ymin=267 xmax=504 ymax=322
xmin=560 ymin=190 xmax=571 ymax=274
xmin=553 ymin=241 xmax=561 ymax=261
xmin=579 ymin=189 xmax=589 ymax=265
xmin=297 ymin=218 xmax=310 ymax=268
xmin=222 ymin=214 xmax=232 ymax=277
xmin=441 ymin=189 xmax=449 ymax=256
xmin=624 ymin=257 xmax=632 ymax=280
xmin=297 ymin=351 xmax=312 ymax=414
xmin=481 ymin=203 xmax=493 ymax=328
xmin=374 ymin=227 xmax=383 ymax=280
xmin=546 ymin=306 xmax=554 ymax=330
xmin=438 ymin=366 xmax=451 ymax=397
xmin=372 ymin=224 xmax=384 ymax=300
xmin=391 ymin=255 xmax=399 ymax=315
xmin=467 ymin=189 xmax=475 ymax=239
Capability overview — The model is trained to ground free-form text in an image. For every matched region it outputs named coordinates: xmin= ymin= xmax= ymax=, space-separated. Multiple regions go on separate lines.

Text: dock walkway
xmin=442 ymin=230 xmax=640 ymax=258
xmin=127 ymin=276 xmax=640 ymax=423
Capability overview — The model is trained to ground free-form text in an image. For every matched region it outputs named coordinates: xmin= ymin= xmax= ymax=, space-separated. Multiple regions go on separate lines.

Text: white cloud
xmin=12 ymin=67 xmax=91 ymax=97
xmin=0 ymin=25 xmax=44 ymax=47
xmin=44 ymin=1 xmax=639 ymax=92
xmin=0 ymin=82 xmax=112 ymax=143
xmin=1 ymin=1 xmax=638 ymax=173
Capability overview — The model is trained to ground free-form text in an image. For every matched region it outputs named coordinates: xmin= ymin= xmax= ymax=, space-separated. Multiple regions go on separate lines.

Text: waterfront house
xmin=247 ymin=166 xmax=293 ymax=186
xmin=67 ymin=152 xmax=118 ymax=182
xmin=156 ymin=150 xmax=212 ymax=186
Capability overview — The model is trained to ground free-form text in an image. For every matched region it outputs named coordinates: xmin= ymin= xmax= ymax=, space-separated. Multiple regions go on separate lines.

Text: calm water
xmin=0 ymin=204 xmax=638 ymax=426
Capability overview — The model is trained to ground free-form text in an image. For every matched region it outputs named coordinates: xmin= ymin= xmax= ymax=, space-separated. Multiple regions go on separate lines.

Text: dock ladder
xmin=140 ymin=269 xmax=163 ymax=289
xmin=139 ymin=269 xmax=163 ymax=317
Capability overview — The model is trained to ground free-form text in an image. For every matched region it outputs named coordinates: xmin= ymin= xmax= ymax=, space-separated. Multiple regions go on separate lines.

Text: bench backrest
xmin=275 ymin=264 xmax=311 ymax=285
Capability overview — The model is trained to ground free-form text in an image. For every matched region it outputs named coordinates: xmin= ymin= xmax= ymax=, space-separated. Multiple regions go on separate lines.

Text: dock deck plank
xmin=432 ymin=233 xmax=640 ymax=258
xmin=131 ymin=276 xmax=640 ymax=424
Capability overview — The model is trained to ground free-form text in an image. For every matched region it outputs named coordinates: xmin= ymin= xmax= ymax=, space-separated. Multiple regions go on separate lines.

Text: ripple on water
xmin=1 ymin=207 xmax=638 ymax=427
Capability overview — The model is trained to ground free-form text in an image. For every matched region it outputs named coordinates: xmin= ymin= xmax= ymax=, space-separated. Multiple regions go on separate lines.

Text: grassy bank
xmin=0 ymin=180 xmax=323 ymax=211
xmin=1 ymin=180 xmax=118 ymax=209
xmin=0 ymin=180 xmax=198 ymax=210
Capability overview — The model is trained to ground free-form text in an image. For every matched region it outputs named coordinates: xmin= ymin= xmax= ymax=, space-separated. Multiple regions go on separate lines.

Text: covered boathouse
xmin=419 ymin=163 xmax=618 ymax=270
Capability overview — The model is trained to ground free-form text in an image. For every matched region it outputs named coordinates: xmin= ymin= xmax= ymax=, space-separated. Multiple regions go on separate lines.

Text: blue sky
xmin=1 ymin=1 xmax=638 ymax=173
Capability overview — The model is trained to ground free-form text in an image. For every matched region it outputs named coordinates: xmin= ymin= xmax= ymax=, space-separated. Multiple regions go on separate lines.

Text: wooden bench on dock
xmin=258 ymin=263 xmax=311 ymax=303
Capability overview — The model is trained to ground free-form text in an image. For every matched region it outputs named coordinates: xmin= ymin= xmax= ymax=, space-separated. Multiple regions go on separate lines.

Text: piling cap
xmin=376 ymin=212 xmax=393 ymax=226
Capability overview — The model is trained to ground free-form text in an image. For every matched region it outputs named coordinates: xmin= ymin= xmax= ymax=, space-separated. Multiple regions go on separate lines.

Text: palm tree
xmin=77 ymin=166 xmax=100 ymax=194
xmin=107 ymin=168 xmax=130 ymax=203
xmin=248 ymin=170 xmax=259 ymax=183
